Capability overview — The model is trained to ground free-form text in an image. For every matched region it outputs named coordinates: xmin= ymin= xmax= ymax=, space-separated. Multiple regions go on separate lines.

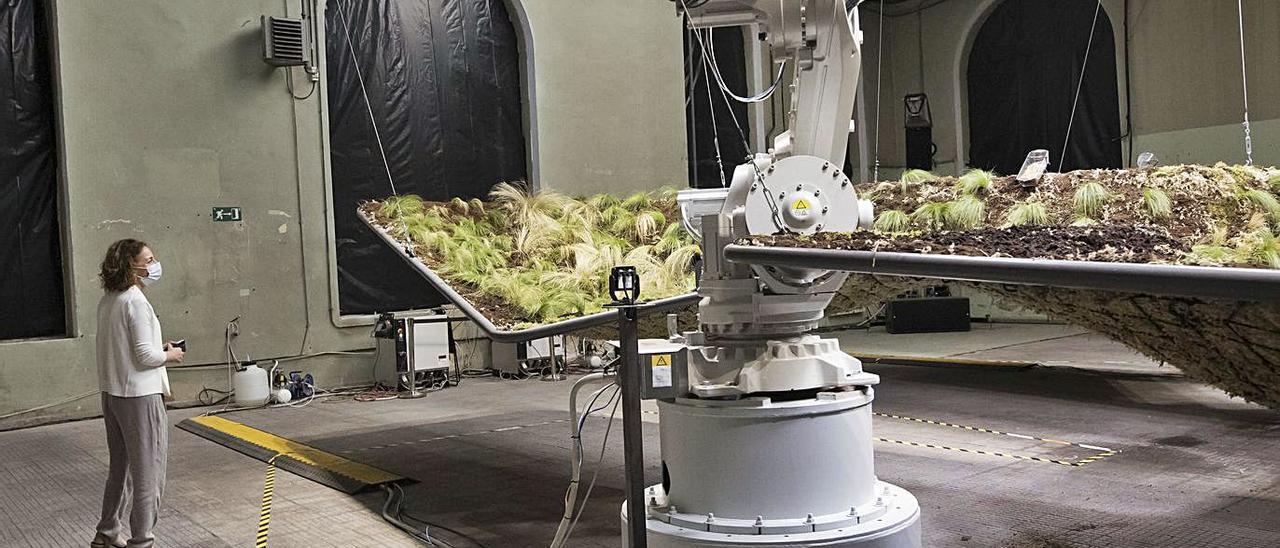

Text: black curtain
xmin=685 ymin=28 xmax=751 ymax=189
xmin=326 ymin=0 xmax=526 ymax=315
xmin=967 ymin=0 xmax=1121 ymax=175
xmin=0 ymin=0 xmax=65 ymax=340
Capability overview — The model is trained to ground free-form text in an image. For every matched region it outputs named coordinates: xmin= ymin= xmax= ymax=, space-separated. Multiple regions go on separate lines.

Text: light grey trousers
xmin=96 ymin=393 xmax=168 ymax=548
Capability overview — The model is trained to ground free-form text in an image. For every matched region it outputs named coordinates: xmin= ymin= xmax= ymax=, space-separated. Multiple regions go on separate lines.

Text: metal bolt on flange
xmin=669 ymin=506 xmax=678 ymax=515
xmin=805 ymin=513 xmax=815 ymax=524
xmin=795 ymin=184 xmax=803 ymax=191
xmin=706 ymin=513 xmax=716 ymax=523
xmin=754 ymin=516 xmax=765 ymax=526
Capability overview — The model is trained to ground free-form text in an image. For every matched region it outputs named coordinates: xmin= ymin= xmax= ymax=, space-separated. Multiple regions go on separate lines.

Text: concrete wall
xmin=848 ymin=0 xmax=1278 ymax=180
xmin=518 ymin=1 xmax=689 ymax=195
xmin=0 ymin=0 xmax=689 ymax=428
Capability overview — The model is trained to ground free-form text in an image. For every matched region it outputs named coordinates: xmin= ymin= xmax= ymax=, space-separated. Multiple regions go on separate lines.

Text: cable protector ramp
xmin=178 ymin=415 xmax=404 ymax=494
xmin=360 ymin=211 xmax=700 ymax=343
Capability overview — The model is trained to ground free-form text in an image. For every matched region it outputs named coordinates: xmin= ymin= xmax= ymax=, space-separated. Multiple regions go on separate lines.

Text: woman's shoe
xmin=90 ymin=533 xmax=127 ymax=548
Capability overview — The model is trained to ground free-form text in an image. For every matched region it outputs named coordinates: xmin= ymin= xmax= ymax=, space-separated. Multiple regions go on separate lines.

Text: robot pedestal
xmin=622 ymin=391 xmax=921 ymax=547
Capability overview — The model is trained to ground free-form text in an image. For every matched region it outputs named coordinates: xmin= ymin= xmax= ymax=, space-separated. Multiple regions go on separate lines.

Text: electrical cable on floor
xmin=550 ymin=374 xmax=618 ymax=548
xmin=381 ymin=483 xmax=490 ymax=548
xmin=560 ymin=391 xmax=623 ymax=545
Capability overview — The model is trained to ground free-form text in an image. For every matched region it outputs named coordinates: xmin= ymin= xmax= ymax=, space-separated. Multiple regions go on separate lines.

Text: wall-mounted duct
xmin=261 ymin=16 xmax=311 ymax=67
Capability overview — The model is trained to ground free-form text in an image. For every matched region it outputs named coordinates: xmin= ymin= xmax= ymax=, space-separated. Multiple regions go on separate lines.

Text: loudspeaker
xmin=885 ymin=297 xmax=971 ymax=334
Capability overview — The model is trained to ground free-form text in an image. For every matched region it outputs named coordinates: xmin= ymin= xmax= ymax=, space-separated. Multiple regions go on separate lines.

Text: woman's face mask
xmin=136 ymin=261 xmax=163 ymax=286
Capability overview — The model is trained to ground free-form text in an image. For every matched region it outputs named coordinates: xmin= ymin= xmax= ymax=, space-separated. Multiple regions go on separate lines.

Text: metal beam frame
xmin=723 ymin=244 xmax=1280 ymax=302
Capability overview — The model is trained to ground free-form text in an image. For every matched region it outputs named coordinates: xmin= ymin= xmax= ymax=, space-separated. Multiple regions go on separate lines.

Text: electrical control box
xmin=490 ymin=336 xmax=566 ymax=375
xmin=374 ymin=314 xmax=452 ymax=388
xmin=603 ymin=339 xmax=688 ymax=401
xmin=638 ymin=340 xmax=688 ymax=401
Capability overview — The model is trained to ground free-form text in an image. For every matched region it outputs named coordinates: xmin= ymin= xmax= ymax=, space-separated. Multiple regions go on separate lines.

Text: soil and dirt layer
xmin=745 ymin=225 xmax=1189 ymax=264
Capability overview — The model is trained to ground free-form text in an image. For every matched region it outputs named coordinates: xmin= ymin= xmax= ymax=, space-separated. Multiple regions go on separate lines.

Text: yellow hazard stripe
xmin=256 ymin=461 xmax=276 ymax=548
xmin=188 ymin=415 xmax=402 ymax=486
xmin=875 ymin=437 xmax=1092 ymax=466
xmin=855 ymin=353 xmax=1036 ymax=368
xmin=873 ymin=412 xmax=1117 ymax=453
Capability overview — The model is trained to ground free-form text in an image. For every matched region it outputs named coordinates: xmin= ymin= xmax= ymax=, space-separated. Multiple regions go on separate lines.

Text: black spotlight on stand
xmin=904 ymin=93 xmax=936 ymax=170
xmin=605 ymin=265 xmax=647 ymax=548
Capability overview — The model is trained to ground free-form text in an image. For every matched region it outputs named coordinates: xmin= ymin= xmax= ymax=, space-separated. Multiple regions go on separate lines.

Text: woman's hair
xmin=99 ymin=239 xmax=149 ymax=292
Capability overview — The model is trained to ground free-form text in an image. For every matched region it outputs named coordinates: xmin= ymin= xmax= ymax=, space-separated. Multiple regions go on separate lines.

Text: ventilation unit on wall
xmin=261 ymin=16 xmax=310 ymax=67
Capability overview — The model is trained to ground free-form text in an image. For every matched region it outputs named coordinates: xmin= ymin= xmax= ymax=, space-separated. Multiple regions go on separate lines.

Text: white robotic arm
xmin=631 ymin=4 xmax=921 ymax=547
xmin=676 ymin=0 xmax=876 ymax=396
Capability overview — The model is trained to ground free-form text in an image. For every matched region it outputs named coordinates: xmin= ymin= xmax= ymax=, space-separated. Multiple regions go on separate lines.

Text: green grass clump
xmin=622 ymin=191 xmax=653 ymax=211
xmin=1237 ymin=228 xmax=1280 ymax=269
xmin=900 ymin=169 xmax=938 ymax=184
xmin=1073 ymin=182 xmax=1110 ymax=218
xmin=911 ymin=202 xmax=950 ymax=231
xmin=874 ymin=210 xmax=911 ymax=233
xmin=1239 ymin=188 xmax=1280 ymax=223
xmin=899 ymin=169 xmax=937 ymax=194
xmin=1004 ymin=201 xmax=1049 ymax=227
xmin=1269 ymin=173 xmax=1280 ymax=192
xmin=955 ymin=169 xmax=995 ymax=196
xmin=1141 ymin=188 xmax=1172 ymax=219
xmin=946 ymin=196 xmax=985 ymax=229
xmin=1187 ymin=244 xmax=1239 ymax=266
xmin=380 ymin=194 xmax=425 ymax=218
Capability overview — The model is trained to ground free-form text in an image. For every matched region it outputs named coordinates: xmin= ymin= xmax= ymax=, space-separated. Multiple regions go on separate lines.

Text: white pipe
xmin=549 ymin=372 xmax=615 ymax=548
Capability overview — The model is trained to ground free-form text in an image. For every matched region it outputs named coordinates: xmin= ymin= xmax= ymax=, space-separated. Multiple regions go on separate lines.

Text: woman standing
xmin=91 ymin=239 xmax=184 ymax=548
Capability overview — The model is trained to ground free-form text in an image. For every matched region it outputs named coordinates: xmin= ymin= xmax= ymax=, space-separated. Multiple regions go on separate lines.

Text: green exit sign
xmin=212 ymin=207 xmax=243 ymax=222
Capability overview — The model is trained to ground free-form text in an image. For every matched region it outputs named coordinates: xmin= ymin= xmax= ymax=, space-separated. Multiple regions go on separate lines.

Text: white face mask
xmin=138 ymin=262 xmax=163 ymax=286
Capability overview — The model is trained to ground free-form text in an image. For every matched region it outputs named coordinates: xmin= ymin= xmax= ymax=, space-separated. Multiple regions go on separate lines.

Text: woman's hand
xmin=165 ymin=346 xmax=185 ymax=363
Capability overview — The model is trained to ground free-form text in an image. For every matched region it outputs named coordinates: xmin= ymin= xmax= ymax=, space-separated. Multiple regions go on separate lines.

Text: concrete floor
xmin=3 ymin=325 xmax=1279 ymax=548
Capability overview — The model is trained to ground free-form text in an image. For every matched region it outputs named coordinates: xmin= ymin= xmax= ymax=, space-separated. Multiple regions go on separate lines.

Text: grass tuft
xmin=1004 ymin=201 xmax=1050 ymax=227
xmin=955 ymin=169 xmax=996 ymax=196
xmin=1073 ymin=182 xmax=1110 ymax=218
xmin=900 ymin=169 xmax=938 ymax=184
xmin=874 ymin=210 xmax=911 ymax=233
xmin=946 ymin=196 xmax=986 ymax=229
xmin=1240 ymin=188 xmax=1280 ymax=222
xmin=911 ymin=202 xmax=950 ymax=231
xmin=1141 ymin=188 xmax=1172 ymax=219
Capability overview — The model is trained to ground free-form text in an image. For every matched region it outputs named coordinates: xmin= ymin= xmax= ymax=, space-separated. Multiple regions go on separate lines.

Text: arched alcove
xmin=958 ymin=0 xmax=1123 ymax=175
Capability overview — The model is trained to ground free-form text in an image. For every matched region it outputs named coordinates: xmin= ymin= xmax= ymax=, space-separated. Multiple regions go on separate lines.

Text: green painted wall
xmin=0 ymin=0 xmax=688 ymax=428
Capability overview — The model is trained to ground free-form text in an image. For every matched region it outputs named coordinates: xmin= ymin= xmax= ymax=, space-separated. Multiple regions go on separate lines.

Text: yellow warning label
xmin=794 ymin=199 xmax=811 ymax=210
xmin=650 ymin=354 xmax=672 ymax=367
